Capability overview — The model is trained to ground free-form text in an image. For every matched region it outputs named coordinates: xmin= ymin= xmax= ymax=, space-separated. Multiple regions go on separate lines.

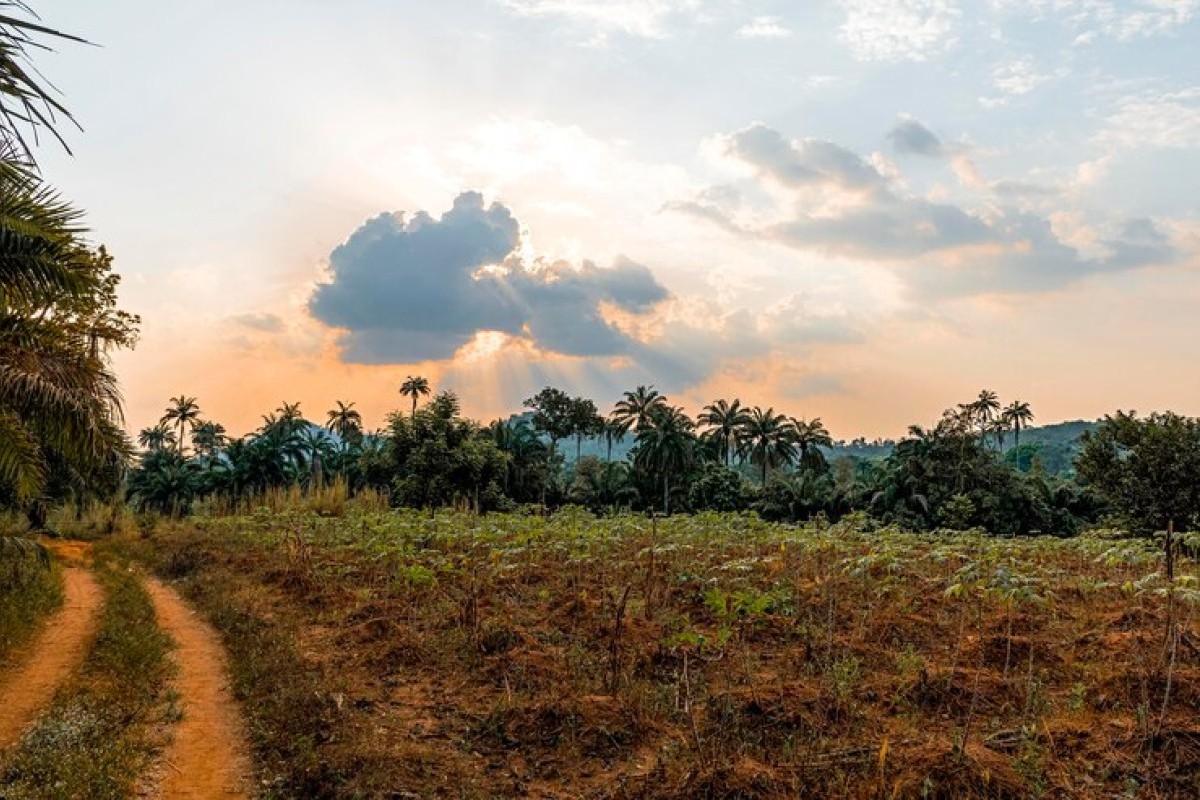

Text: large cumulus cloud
xmin=308 ymin=191 xmax=669 ymax=363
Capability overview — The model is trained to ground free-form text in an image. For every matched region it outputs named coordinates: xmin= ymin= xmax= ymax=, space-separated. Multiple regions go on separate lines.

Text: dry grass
xmin=129 ymin=508 xmax=1200 ymax=798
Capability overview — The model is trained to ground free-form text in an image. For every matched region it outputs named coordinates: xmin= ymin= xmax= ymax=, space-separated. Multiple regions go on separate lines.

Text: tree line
xmin=122 ymin=381 xmax=1120 ymax=537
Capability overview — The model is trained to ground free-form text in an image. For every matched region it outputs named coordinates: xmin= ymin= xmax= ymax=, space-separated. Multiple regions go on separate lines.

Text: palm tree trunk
xmin=411 ymin=395 xmax=417 ymax=417
xmin=663 ymin=472 xmax=670 ymax=516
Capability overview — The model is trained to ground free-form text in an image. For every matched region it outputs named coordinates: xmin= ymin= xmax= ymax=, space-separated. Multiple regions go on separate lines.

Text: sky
xmin=30 ymin=0 xmax=1200 ymax=440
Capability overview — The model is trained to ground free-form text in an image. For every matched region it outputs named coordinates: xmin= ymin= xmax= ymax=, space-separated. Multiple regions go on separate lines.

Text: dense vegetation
xmin=124 ymin=386 xmax=1107 ymax=538
xmin=0 ymin=2 xmax=138 ymax=529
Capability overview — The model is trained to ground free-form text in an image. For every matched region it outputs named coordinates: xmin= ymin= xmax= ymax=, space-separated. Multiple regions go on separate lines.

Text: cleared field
xmin=135 ymin=509 xmax=1200 ymax=799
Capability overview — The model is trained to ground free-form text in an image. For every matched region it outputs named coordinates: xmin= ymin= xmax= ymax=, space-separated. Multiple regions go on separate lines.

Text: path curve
xmin=0 ymin=566 xmax=102 ymax=749
xmin=145 ymin=577 xmax=253 ymax=799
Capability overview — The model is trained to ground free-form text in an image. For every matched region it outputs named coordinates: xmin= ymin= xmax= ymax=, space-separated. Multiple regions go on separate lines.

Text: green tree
xmin=633 ymin=405 xmax=696 ymax=515
xmin=400 ymin=375 xmax=431 ymax=417
xmin=1076 ymin=411 xmax=1200 ymax=579
xmin=326 ymin=400 xmax=363 ymax=447
xmin=601 ymin=417 xmax=629 ymax=463
xmin=568 ymin=396 xmax=604 ymax=463
xmin=963 ymin=389 xmax=1001 ymax=447
xmin=1 ymin=168 xmax=134 ymax=508
xmin=137 ymin=423 xmax=174 ymax=453
xmin=524 ymin=386 xmax=574 ymax=503
xmin=790 ymin=416 xmax=833 ymax=473
xmin=0 ymin=2 xmax=85 ymax=160
xmin=190 ymin=420 xmax=227 ymax=458
xmin=1002 ymin=400 xmax=1034 ymax=449
xmin=388 ymin=392 xmax=507 ymax=511
xmin=161 ymin=395 xmax=200 ymax=455
xmin=611 ymin=385 xmax=667 ymax=432
xmin=739 ymin=406 xmax=796 ymax=487
xmin=698 ymin=398 xmax=749 ymax=467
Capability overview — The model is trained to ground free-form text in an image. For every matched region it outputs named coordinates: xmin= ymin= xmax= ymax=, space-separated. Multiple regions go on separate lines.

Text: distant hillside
xmin=1002 ymin=419 xmax=1098 ymax=476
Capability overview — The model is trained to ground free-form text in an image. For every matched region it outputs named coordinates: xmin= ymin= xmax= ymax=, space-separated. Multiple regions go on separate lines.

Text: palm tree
xmin=400 ymin=375 xmax=431 ymax=417
xmin=633 ymin=405 xmax=696 ymax=515
xmin=1002 ymin=400 xmax=1034 ymax=449
xmin=611 ymin=385 xmax=667 ymax=432
xmin=739 ymin=406 xmax=797 ymax=487
xmin=325 ymin=400 xmax=363 ymax=447
xmin=298 ymin=426 xmax=332 ymax=486
xmin=602 ymin=417 xmax=630 ymax=463
xmin=190 ymin=420 xmax=227 ymax=457
xmin=275 ymin=401 xmax=305 ymax=434
xmin=790 ymin=416 xmax=833 ymax=472
xmin=965 ymin=389 xmax=1001 ymax=447
xmin=137 ymin=423 xmax=174 ymax=453
xmin=0 ymin=2 xmax=85 ymax=161
xmin=698 ymin=398 xmax=749 ymax=466
xmin=161 ymin=395 xmax=200 ymax=455
xmin=0 ymin=161 xmax=125 ymax=503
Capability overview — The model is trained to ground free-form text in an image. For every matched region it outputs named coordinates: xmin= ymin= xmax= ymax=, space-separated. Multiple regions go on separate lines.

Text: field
xmin=121 ymin=506 xmax=1200 ymax=799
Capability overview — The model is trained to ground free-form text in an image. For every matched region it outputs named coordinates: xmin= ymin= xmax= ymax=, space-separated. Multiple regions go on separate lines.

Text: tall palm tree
xmin=325 ymin=400 xmax=363 ymax=446
xmin=739 ymin=406 xmax=797 ymax=487
xmin=698 ymin=398 xmax=749 ymax=466
xmin=790 ymin=416 xmax=833 ymax=472
xmin=400 ymin=375 xmax=431 ymax=417
xmin=161 ymin=395 xmax=200 ymax=455
xmin=298 ymin=426 xmax=332 ymax=486
xmin=602 ymin=417 xmax=630 ymax=463
xmin=966 ymin=389 xmax=1001 ymax=447
xmin=611 ymin=385 xmax=667 ymax=432
xmin=634 ymin=405 xmax=696 ymax=515
xmin=1002 ymin=400 xmax=1034 ymax=449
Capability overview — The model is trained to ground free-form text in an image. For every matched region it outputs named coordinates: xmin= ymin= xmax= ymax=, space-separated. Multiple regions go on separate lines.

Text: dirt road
xmin=145 ymin=577 xmax=253 ymax=799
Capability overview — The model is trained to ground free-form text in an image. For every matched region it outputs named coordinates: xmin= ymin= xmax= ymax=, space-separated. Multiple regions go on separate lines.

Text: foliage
xmin=388 ymin=391 xmax=508 ymax=511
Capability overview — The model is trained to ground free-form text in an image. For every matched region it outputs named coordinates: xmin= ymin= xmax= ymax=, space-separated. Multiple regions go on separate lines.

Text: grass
xmin=126 ymin=507 xmax=1200 ymax=798
xmin=0 ymin=539 xmax=62 ymax=669
xmin=0 ymin=546 xmax=175 ymax=799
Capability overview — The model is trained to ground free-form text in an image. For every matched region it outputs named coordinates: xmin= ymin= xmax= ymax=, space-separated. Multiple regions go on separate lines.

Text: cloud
xmin=725 ymin=124 xmax=889 ymax=195
xmin=991 ymin=0 xmax=1198 ymax=40
xmin=497 ymin=0 xmax=701 ymax=39
xmin=676 ymin=123 xmax=1178 ymax=296
xmin=309 ymin=192 xmax=669 ymax=362
xmin=231 ymin=312 xmax=284 ymax=333
xmin=738 ymin=16 xmax=792 ymax=38
xmin=990 ymin=57 xmax=1060 ymax=96
xmin=1100 ymin=86 xmax=1200 ymax=150
xmin=838 ymin=0 xmax=961 ymax=62
xmin=887 ymin=117 xmax=945 ymax=157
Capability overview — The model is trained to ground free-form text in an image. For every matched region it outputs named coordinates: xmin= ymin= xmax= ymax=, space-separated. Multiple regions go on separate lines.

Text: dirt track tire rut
xmin=0 ymin=567 xmax=102 ymax=750
xmin=145 ymin=577 xmax=253 ymax=799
